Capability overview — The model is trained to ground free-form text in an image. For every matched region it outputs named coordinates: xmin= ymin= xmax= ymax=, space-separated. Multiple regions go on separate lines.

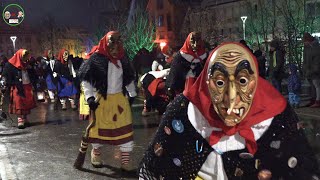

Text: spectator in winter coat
xmin=287 ymin=64 xmax=301 ymax=108
xmin=269 ymin=39 xmax=286 ymax=93
xmin=303 ymin=32 xmax=320 ymax=108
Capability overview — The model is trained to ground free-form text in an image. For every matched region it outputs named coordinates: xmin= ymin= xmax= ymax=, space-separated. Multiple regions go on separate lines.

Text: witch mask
xmin=207 ymin=44 xmax=258 ymax=126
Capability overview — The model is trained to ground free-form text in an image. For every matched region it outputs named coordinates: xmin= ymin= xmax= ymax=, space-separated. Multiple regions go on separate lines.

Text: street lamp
xmin=10 ymin=36 xmax=17 ymax=52
xmin=241 ymin=16 xmax=247 ymax=40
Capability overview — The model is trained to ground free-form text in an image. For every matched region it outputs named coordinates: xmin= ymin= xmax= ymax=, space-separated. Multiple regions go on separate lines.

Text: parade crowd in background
xmin=0 ymin=30 xmax=319 ymax=177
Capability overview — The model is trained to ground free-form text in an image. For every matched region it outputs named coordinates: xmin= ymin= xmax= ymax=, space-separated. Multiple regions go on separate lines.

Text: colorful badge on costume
xmin=207 ymin=44 xmax=258 ymax=126
xmin=172 ymin=120 xmax=184 ymax=133
xmin=173 ymin=158 xmax=182 ymax=167
xmin=164 ymin=126 xmax=171 ymax=135
xmin=154 ymin=143 xmax=164 ymax=157
xmin=195 ymin=140 xmax=203 ymax=153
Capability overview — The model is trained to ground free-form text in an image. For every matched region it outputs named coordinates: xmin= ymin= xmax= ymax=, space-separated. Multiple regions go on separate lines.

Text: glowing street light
xmin=10 ymin=36 xmax=17 ymax=52
xmin=241 ymin=16 xmax=247 ymax=40
xmin=160 ymin=42 xmax=167 ymax=50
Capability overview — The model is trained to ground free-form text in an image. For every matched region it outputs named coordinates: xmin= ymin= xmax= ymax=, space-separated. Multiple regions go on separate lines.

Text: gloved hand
xmin=53 ymin=72 xmax=58 ymax=78
xmin=128 ymin=96 xmax=135 ymax=106
xmin=87 ymin=96 xmax=99 ymax=111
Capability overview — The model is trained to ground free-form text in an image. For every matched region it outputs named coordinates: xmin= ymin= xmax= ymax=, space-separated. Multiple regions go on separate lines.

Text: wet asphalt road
xmin=1 ymin=97 xmax=320 ymax=180
xmin=0 ymin=97 xmax=161 ymax=180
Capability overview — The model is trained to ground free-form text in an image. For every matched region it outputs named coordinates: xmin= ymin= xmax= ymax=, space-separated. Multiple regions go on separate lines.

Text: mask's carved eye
xmin=239 ymin=77 xmax=248 ymax=85
xmin=216 ymin=80 xmax=225 ymax=87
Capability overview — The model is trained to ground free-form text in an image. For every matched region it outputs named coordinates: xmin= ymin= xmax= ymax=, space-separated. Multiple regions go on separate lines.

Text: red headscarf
xmin=57 ymin=49 xmax=68 ymax=64
xmin=183 ymin=42 xmax=287 ymax=155
xmin=180 ymin=32 xmax=206 ymax=58
xmin=8 ymin=49 xmax=28 ymax=70
xmin=85 ymin=45 xmax=98 ymax=60
xmin=96 ymin=31 xmax=125 ymax=67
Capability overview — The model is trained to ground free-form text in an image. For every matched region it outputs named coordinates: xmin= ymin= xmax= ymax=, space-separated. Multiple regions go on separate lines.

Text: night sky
xmin=1 ymin=0 xmax=128 ymax=32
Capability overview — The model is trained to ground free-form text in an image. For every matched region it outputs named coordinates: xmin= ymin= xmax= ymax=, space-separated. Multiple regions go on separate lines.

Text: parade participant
xmin=166 ymin=31 xmax=207 ymax=100
xmin=44 ymin=49 xmax=61 ymax=103
xmin=2 ymin=49 xmax=36 ymax=129
xmin=140 ymin=68 xmax=170 ymax=116
xmin=139 ymin=43 xmax=319 ymax=179
xmin=78 ymin=31 xmax=136 ymax=170
xmin=56 ymin=49 xmax=78 ymax=110
xmin=79 ymin=46 xmax=98 ymax=120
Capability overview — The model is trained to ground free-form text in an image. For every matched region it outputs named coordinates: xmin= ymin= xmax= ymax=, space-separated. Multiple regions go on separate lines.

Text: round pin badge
xmin=288 ymin=157 xmax=298 ymax=168
xmin=153 ymin=143 xmax=164 ymax=157
xmin=270 ymin=140 xmax=281 ymax=149
xmin=239 ymin=152 xmax=254 ymax=159
xmin=164 ymin=126 xmax=171 ymax=135
xmin=172 ymin=120 xmax=184 ymax=133
xmin=173 ymin=158 xmax=181 ymax=167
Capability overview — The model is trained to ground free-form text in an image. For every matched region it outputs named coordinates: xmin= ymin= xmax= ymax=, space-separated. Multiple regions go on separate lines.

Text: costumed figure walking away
xmin=79 ymin=45 xmax=98 ymax=120
xmin=78 ymin=31 xmax=137 ymax=170
xmin=140 ymin=68 xmax=170 ymax=116
xmin=2 ymin=49 xmax=36 ymax=129
xmin=140 ymin=45 xmax=172 ymax=116
xmin=56 ymin=49 xmax=78 ymax=110
xmin=166 ymin=31 xmax=207 ymax=101
xmin=139 ymin=43 xmax=319 ymax=180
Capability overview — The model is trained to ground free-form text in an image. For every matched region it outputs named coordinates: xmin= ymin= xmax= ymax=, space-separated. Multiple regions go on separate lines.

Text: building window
xmin=229 ymin=28 xmax=232 ymax=35
xmin=157 ymin=0 xmax=164 ymax=10
xmin=167 ymin=14 xmax=172 ymax=31
xmin=221 ymin=29 xmax=224 ymax=36
xmin=158 ymin=15 xmax=164 ymax=27
xmin=254 ymin=4 xmax=258 ymax=12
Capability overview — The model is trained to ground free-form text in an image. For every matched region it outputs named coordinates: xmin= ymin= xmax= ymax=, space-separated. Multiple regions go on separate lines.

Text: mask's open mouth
xmin=220 ymin=107 xmax=245 ymax=118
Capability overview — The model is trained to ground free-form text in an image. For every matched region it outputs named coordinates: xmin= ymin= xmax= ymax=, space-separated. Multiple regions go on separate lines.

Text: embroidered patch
xmin=171 ymin=120 xmax=184 ymax=133
xmin=118 ymin=105 xmax=123 ymax=114
xmin=270 ymin=140 xmax=281 ymax=149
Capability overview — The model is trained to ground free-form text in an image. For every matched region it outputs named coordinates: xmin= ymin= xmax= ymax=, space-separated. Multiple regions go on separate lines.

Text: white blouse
xmin=82 ymin=60 xmax=136 ymax=100
xmin=187 ymin=103 xmax=273 ymax=180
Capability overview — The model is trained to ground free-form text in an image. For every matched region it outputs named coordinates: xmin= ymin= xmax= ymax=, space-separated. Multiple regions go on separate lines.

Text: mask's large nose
xmin=227 ymin=75 xmax=237 ymax=115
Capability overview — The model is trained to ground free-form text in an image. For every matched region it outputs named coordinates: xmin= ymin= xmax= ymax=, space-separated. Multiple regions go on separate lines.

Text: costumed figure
xmin=139 ymin=43 xmax=319 ymax=179
xmin=140 ymin=68 xmax=170 ymax=116
xmin=79 ymin=45 xmax=98 ymax=120
xmin=56 ymin=49 xmax=78 ymax=110
xmin=2 ymin=49 xmax=36 ymax=129
xmin=44 ymin=49 xmax=62 ymax=103
xmin=166 ymin=31 xmax=207 ymax=100
xmin=78 ymin=31 xmax=137 ymax=170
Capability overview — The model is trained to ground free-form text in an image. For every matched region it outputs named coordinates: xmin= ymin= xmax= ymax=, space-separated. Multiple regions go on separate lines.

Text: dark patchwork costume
xmin=139 ymin=43 xmax=319 ymax=180
xmin=166 ymin=32 xmax=207 ymax=99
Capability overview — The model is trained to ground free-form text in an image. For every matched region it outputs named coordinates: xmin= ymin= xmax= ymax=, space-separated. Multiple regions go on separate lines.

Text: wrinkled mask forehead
xmin=207 ymin=44 xmax=258 ymax=126
xmin=107 ymin=33 xmax=121 ymax=47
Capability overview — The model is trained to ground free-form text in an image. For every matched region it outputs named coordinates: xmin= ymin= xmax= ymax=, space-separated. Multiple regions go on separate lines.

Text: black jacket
xmin=2 ymin=63 xmax=35 ymax=97
xmin=139 ymin=95 xmax=319 ymax=180
xmin=166 ymin=52 xmax=206 ymax=92
xmin=77 ymin=53 xmax=135 ymax=99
